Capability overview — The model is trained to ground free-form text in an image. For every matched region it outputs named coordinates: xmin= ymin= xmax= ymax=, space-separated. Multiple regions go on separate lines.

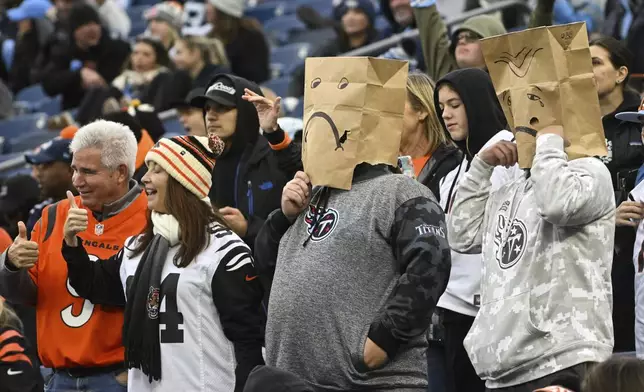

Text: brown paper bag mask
xmin=481 ymin=22 xmax=607 ymax=168
xmin=302 ymin=57 xmax=409 ymax=190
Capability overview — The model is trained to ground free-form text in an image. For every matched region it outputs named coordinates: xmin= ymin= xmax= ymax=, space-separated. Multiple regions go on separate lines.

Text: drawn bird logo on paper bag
xmin=495 ymin=47 xmax=544 ymax=78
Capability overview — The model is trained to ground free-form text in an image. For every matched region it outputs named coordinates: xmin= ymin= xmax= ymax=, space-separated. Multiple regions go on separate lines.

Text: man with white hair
xmin=0 ymin=120 xmax=148 ymax=391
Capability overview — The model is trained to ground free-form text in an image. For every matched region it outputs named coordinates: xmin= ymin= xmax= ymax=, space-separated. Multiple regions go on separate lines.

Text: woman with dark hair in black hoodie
xmin=432 ymin=68 xmax=522 ymax=392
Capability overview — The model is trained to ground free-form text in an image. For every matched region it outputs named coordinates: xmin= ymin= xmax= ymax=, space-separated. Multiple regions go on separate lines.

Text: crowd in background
xmin=0 ymin=0 xmax=640 ymax=391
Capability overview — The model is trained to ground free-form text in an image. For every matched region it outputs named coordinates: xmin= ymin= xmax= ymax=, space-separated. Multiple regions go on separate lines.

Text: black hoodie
xmin=206 ymin=74 xmax=303 ymax=251
xmin=433 ymin=68 xmax=509 ymax=161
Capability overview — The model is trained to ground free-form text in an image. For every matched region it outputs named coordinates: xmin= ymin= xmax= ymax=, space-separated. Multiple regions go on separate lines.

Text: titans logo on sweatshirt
xmin=304 ymin=204 xmax=339 ymax=242
xmin=493 ymin=215 xmax=527 ymax=269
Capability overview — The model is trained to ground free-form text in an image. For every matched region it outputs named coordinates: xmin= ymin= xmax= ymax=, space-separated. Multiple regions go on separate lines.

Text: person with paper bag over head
xmin=447 ymin=22 xmax=615 ymax=392
xmin=255 ymin=56 xmax=451 ymax=391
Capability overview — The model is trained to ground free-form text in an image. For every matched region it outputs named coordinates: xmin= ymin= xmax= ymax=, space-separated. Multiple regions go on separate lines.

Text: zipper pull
xmin=247 ymin=180 xmax=252 ymax=196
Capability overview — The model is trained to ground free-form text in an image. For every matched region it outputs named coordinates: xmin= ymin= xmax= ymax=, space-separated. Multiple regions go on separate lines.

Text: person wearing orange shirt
xmin=0 ymin=120 xmax=148 ymax=392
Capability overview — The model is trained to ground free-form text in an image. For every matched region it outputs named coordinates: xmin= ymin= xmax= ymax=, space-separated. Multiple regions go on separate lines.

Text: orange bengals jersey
xmin=29 ymin=193 xmax=147 ymax=368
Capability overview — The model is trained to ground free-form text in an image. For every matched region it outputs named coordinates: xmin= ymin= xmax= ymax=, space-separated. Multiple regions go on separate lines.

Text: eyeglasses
xmin=456 ymin=32 xmax=481 ymax=44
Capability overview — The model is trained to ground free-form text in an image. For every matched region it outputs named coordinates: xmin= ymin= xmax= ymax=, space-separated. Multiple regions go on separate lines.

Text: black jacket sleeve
xmin=368 ymin=197 xmax=451 ymax=359
xmin=61 ymin=239 xmax=126 ymax=307
xmin=39 ymin=41 xmax=82 ymax=98
xmin=0 ymin=326 xmax=40 ymax=392
xmin=263 ymin=129 xmax=303 ymax=182
xmin=211 ymin=243 xmax=265 ymax=392
xmin=253 ymin=209 xmax=293 ymax=277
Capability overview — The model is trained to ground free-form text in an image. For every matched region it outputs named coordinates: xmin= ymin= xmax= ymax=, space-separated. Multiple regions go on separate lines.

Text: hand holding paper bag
xmin=481 ymin=22 xmax=607 ymax=168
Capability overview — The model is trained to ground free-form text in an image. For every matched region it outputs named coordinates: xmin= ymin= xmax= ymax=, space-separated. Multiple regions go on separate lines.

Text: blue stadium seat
xmin=126 ymin=5 xmax=151 ymax=22
xmin=288 ymin=27 xmax=337 ymax=48
xmin=375 ymin=15 xmax=392 ymax=38
xmin=245 ymin=1 xmax=287 ymax=24
xmin=130 ymin=19 xmax=148 ymax=37
xmin=16 ymin=84 xmax=47 ymax=103
xmin=36 ymin=96 xmax=62 ymax=116
xmin=0 ymin=113 xmax=47 ymax=141
xmin=270 ymin=42 xmax=311 ymax=78
xmin=264 ymin=14 xmax=308 ymax=46
xmin=162 ymin=116 xmax=184 ymax=136
xmin=8 ymin=130 xmax=56 ymax=154
xmin=288 ymin=99 xmax=304 ymax=119
xmin=284 ymin=0 xmax=334 ymax=17
xmin=263 ymin=77 xmax=291 ymax=99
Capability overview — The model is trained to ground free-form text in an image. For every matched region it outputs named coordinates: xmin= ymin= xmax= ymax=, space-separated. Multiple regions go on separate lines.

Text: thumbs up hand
xmin=7 ymin=221 xmax=38 ymax=269
xmin=63 ymin=191 xmax=88 ymax=247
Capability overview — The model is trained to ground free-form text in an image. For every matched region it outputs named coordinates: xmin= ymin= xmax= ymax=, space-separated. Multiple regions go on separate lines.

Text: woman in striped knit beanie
xmin=62 ymin=134 xmax=265 ymax=391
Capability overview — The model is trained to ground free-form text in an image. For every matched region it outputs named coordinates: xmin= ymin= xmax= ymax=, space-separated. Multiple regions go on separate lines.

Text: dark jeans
xmin=427 ymin=344 xmax=447 ymax=392
xmin=442 ymin=308 xmax=485 ymax=392
xmin=44 ymin=370 xmax=127 ymax=392
xmin=485 ymin=362 xmax=594 ymax=392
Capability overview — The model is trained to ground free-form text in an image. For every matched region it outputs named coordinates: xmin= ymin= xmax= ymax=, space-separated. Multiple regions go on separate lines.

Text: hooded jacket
xmin=448 ymin=134 xmax=614 ymax=388
xmin=434 ymin=68 xmax=523 ymax=317
xmin=207 ymin=75 xmax=302 ymax=251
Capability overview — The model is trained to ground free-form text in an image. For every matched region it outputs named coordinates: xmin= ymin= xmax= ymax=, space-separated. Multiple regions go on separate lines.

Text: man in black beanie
xmin=37 ymin=3 xmax=130 ymax=109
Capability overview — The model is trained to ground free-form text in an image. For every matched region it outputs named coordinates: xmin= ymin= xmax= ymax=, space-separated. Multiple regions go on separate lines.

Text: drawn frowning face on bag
xmin=481 ymin=22 xmax=607 ymax=169
xmin=301 ymin=57 xmax=409 ymax=190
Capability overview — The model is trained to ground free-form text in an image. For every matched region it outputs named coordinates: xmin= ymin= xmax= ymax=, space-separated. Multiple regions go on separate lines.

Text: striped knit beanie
xmin=145 ymin=136 xmax=216 ymax=199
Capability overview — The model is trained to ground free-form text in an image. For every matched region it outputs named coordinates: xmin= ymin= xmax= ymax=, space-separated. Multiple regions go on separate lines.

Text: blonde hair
xmin=406 ymin=72 xmax=451 ymax=155
xmin=178 ymin=35 xmax=229 ymax=67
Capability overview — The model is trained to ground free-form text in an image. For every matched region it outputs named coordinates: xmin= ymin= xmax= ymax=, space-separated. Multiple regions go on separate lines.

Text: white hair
xmin=70 ymin=120 xmax=138 ymax=178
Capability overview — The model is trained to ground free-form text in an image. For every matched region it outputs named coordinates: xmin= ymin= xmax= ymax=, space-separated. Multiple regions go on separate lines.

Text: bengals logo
xmin=147 ymin=286 xmax=160 ymax=320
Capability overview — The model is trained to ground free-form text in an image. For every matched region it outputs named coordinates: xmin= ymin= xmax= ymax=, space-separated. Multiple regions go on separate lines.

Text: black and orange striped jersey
xmin=0 ymin=326 xmax=39 ymax=392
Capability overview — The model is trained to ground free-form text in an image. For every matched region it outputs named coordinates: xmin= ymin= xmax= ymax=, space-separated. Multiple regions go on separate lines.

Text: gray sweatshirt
xmin=448 ymin=134 xmax=615 ymax=388
xmin=265 ymin=168 xmax=451 ymax=391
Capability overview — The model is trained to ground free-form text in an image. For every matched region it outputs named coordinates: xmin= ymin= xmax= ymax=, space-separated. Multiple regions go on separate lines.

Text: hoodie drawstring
xmin=302 ymin=187 xmax=331 ymax=248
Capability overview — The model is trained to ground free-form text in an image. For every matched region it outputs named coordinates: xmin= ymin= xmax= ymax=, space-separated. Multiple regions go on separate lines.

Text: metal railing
xmin=343 ymin=0 xmax=531 ymax=57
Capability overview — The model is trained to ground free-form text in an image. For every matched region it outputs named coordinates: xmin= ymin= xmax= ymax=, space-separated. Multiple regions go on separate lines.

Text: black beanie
xmin=68 ymin=4 xmax=101 ymax=33
xmin=101 ymin=111 xmax=143 ymax=142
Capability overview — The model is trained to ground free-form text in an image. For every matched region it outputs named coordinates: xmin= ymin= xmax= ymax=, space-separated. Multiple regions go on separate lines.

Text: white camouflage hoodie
xmin=448 ymin=133 xmax=615 ymax=388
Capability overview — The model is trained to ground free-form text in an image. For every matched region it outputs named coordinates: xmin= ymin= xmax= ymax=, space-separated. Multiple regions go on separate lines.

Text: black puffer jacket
xmin=207 ymin=75 xmax=302 ymax=251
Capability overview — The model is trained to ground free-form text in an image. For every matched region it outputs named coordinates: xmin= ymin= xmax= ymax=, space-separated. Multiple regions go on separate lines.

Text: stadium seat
xmin=8 ymin=130 xmax=56 ymax=154
xmin=126 ymin=5 xmax=151 ymax=22
xmin=263 ymin=76 xmax=291 ymax=99
xmin=270 ymin=42 xmax=311 ymax=78
xmin=0 ymin=113 xmax=47 ymax=141
xmin=162 ymin=116 xmax=184 ymax=136
xmin=16 ymin=84 xmax=47 ymax=103
xmin=289 ymin=27 xmax=336 ymax=48
xmin=36 ymin=96 xmax=62 ymax=116
xmin=130 ymin=19 xmax=148 ymax=37
xmin=245 ymin=1 xmax=287 ymax=24
xmin=375 ymin=15 xmax=392 ymax=38
xmin=284 ymin=0 xmax=334 ymax=17
xmin=264 ymin=14 xmax=308 ymax=46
